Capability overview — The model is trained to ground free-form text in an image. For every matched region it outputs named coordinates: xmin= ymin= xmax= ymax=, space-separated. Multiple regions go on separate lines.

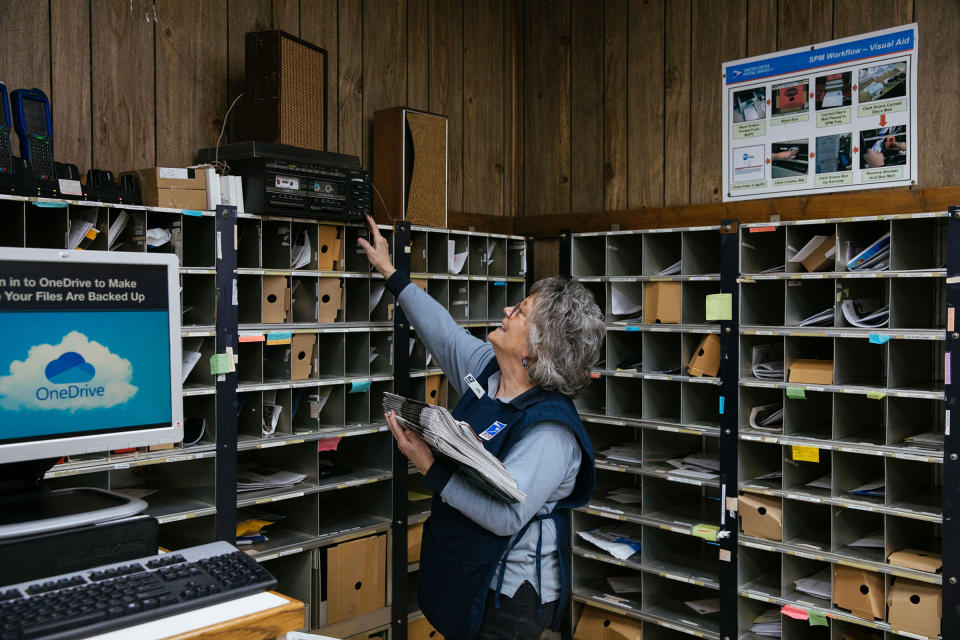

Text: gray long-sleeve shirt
xmin=388 ymin=273 xmax=581 ymax=601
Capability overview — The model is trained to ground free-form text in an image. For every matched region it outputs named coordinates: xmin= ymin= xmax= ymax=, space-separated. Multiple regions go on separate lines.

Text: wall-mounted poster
xmin=722 ymin=24 xmax=917 ymax=202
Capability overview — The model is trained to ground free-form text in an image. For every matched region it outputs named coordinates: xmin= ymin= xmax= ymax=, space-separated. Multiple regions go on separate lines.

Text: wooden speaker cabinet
xmin=245 ymin=30 xmax=328 ymax=151
xmin=373 ymin=107 xmax=447 ymax=228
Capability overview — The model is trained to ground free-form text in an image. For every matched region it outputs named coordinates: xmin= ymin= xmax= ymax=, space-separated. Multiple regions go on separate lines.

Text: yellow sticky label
xmin=705 ymin=293 xmax=733 ymax=321
xmin=792 ymin=445 xmax=820 ymax=462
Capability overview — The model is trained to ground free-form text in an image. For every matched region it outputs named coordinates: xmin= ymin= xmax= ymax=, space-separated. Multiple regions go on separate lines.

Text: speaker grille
xmin=279 ymin=36 xmax=327 ymax=150
xmin=405 ymin=112 xmax=446 ymax=228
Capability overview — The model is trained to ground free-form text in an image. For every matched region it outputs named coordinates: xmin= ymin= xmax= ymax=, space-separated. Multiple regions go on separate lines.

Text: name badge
xmin=479 ymin=421 xmax=508 ymax=441
xmin=464 ymin=373 xmax=485 ymax=399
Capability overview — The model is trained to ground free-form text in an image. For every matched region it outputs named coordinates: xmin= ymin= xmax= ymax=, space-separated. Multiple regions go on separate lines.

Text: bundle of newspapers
xmin=382 ymin=392 xmax=526 ymax=503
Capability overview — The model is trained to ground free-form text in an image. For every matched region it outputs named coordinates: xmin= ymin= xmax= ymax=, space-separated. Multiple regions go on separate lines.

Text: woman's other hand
xmin=386 ymin=410 xmax=434 ymax=474
xmin=357 ymin=214 xmax=397 ymax=279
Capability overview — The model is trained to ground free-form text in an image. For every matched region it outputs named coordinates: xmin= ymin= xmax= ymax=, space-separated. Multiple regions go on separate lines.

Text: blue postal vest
xmin=417 ymin=358 xmax=595 ymax=640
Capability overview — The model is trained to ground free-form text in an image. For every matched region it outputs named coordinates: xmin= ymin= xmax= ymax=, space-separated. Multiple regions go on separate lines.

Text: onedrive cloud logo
xmin=0 ymin=331 xmax=137 ymax=412
xmin=45 ymin=352 xmax=96 ymax=384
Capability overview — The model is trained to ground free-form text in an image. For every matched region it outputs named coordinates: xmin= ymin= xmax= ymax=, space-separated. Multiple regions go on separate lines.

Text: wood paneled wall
xmin=0 ymin=0 xmax=517 ymax=217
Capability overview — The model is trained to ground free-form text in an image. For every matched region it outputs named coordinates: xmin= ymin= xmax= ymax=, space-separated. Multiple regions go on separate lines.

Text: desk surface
xmin=83 ymin=591 xmax=305 ymax=640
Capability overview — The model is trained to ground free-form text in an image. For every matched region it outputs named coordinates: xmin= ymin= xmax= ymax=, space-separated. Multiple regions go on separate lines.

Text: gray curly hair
xmin=525 ymin=277 xmax=605 ymax=398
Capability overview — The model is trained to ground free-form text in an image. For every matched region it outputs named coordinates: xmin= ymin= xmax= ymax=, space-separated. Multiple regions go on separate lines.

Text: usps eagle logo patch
xmin=479 ymin=420 xmax=508 ymax=441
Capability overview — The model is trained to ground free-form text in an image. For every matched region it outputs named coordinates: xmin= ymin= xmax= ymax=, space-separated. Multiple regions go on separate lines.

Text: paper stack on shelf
xmin=749 ymin=403 xmax=783 ymax=432
xmin=597 ymin=442 xmax=644 ymax=465
xmin=684 ymin=598 xmax=720 ymax=615
xmin=665 ymin=452 xmax=719 ymax=479
xmin=849 ymin=478 xmax=884 ymax=497
xmin=752 ymin=344 xmax=784 ymax=380
xmin=656 ymin=260 xmax=681 ymax=276
xmin=904 ymin=431 xmax=944 ymax=448
xmin=237 ymin=466 xmax=307 ymax=492
xmin=576 ymin=524 xmax=642 ymax=560
xmin=611 ymin=282 xmax=643 ymax=318
xmin=601 ymin=487 xmax=643 ymax=504
xmin=794 ymin=567 xmax=832 ymax=600
xmin=750 ymin=609 xmax=782 ymax=637
xmin=794 ymin=307 xmax=834 ymax=327
xmin=846 ymin=233 xmax=890 ymax=271
xmin=382 ymin=392 xmax=526 ymax=503
xmin=841 ymin=299 xmax=889 ymax=328
xmin=848 ymin=531 xmax=884 ymax=549
xmin=291 ymin=230 xmax=311 ymax=269
xmin=805 ymin=474 xmax=832 ymax=490
xmin=605 ymin=576 xmax=643 ymax=594
xmin=236 ymin=511 xmax=285 ymax=545
xmin=761 ymin=264 xmax=786 ymax=273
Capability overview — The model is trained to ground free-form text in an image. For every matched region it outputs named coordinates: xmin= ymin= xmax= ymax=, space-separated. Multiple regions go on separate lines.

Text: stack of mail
xmin=600 ymin=487 xmax=643 ymax=505
xmin=611 ymin=282 xmax=643 ymax=318
xmin=383 ymin=392 xmax=526 ymax=503
xmin=656 ymin=260 xmax=681 ymax=276
xmin=849 ymin=478 xmax=884 ymax=497
xmin=598 ymin=442 xmax=644 ymax=465
xmin=904 ymin=431 xmax=944 ymax=448
xmin=577 ymin=524 xmax=642 ymax=560
xmin=749 ymin=403 xmax=783 ymax=432
xmin=805 ymin=475 xmax=832 ymax=490
xmin=846 ymin=233 xmax=890 ymax=271
xmin=237 ymin=466 xmax=307 ymax=492
xmin=750 ymin=609 xmax=782 ymax=637
xmin=794 ymin=567 xmax=831 ymax=600
xmin=752 ymin=344 xmax=784 ymax=380
xmin=605 ymin=576 xmax=643 ymax=594
xmin=794 ymin=307 xmax=834 ymax=327
xmin=665 ymin=452 xmax=720 ymax=479
xmin=841 ymin=298 xmax=889 ymax=328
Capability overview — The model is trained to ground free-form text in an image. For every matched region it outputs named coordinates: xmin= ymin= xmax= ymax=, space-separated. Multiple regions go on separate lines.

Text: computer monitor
xmin=0 ymin=248 xmax=183 ymax=464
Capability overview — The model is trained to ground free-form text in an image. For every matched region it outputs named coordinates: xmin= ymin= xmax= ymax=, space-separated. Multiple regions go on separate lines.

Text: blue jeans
xmin=474 ymin=581 xmax=558 ymax=640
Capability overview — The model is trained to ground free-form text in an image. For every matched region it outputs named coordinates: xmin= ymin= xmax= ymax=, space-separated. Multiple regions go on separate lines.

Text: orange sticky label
xmin=239 ymin=334 xmax=266 ymax=343
xmin=749 ymin=226 xmax=777 ymax=233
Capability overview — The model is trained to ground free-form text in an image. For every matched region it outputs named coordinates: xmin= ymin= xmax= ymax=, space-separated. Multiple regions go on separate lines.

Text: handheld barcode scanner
xmin=0 ymin=83 xmax=13 ymax=174
xmin=11 ymin=88 xmax=54 ymax=181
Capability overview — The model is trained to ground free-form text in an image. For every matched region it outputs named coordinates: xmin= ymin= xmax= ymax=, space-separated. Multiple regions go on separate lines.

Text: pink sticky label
xmin=947 ymin=353 xmax=952 ymax=385
xmin=317 ymin=437 xmax=341 ymax=452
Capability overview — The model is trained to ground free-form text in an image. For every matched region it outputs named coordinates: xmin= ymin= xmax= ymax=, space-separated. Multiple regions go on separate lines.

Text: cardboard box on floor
xmin=573 ymin=606 xmax=642 ymax=640
xmin=887 ymin=577 xmax=942 ymax=637
xmin=408 ymin=522 xmax=423 ymax=563
xmin=688 ymin=333 xmax=722 ymax=377
xmin=644 ymin=281 xmax=681 ymax=324
xmin=788 ymin=359 xmax=833 ymax=384
xmin=887 ymin=548 xmax=942 ymax=573
xmin=316 ymin=225 xmax=341 ymax=271
xmin=834 ymin=565 xmax=885 ymax=620
xmin=408 ymin=615 xmax=443 ymax=640
xmin=318 ymin=278 xmax=343 ymax=323
xmin=326 ymin=534 xmax=386 ymax=624
xmin=738 ymin=493 xmax=782 ymax=541
xmin=262 ymin=276 xmax=290 ymax=324
xmin=291 ymin=333 xmax=316 ymax=380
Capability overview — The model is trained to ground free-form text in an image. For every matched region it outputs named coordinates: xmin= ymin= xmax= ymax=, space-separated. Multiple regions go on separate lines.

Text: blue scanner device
xmin=11 ymin=87 xmax=54 ymax=181
xmin=0 ymin=83 xmax=12 ymax=174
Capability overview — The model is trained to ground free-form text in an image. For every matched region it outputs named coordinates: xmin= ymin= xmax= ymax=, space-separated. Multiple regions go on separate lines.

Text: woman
xmin=358 ymin=216 xmax=604 ymax=640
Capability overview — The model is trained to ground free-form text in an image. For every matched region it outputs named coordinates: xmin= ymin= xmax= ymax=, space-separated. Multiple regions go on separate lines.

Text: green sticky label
xmin=705 ymin=293 xmax=733 ymax=321
xmin=733 ymin=121 xmax=766 ymax=139
xmin=866 ymin=390 xmax=887 ymax=400
xmin=816 ymin=108 xmax=851 ymax=127
xmin=209 ymin=353 xmax=231 ymax=375
xmin=808 ymin=610 xmax=828 ymax=626
xmin=786 ymin=386 xmax=806 ymax=399
xmin=692 ymin=523 xmax=720 ymax=542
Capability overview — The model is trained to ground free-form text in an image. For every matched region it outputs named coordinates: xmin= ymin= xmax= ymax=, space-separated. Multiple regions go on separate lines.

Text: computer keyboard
xmin=0 ymin=540 xmax=276 ymax=640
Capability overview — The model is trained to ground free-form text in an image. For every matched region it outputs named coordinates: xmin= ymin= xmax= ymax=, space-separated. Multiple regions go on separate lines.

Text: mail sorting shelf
xmin=737 ymin=212 xmax=948 ymax=640
xmin=568 ymin=226 xmax=725 ymax=640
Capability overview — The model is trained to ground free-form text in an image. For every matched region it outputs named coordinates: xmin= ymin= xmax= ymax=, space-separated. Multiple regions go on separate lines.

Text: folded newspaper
xmin=382 ymin=392 xmax=526 ymax=503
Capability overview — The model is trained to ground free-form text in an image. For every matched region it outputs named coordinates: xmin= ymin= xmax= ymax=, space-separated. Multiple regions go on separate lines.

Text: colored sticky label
xmin=869 ymin=333 xmax=890 ymax=344
xmin=948 ymin=307 xmax=955 ymax=332
xmin=266 ymin=331 xmax=292 ymax=345
xmin=786 ymin=386 xmax=806 ymax=399
xmin=947 ymin=352 xmax=952 ymax=385
xmin=32 ymin=200 xmax=68 ymax=208
xmin=590 ymin=372 xmax=601 ymax=379
xmin=792 ymin=445 xmax=819 ymax=462
xmin=808 ymin=610 xmax=828 ymax=626
xmin=209 ymin=353 xmax=231 ymax=375
xmin=317 ymin=437 xmax=341 ymax=452
xmin=866 ymin=390 xmax=887 ymax=400
xmin=349 ymin=380 xmax=371 ymax=393
xmin=625 ymin=326 xmax=642 ymax=332
xmin=182 ymin=209 xmax=202 ymax=217
xmin=705 ymin=293 xmax=733 ymax=321
xmin=718 ymin=396 xmax=725 ymax=415
xmin=692 ymin=523 xmax=720 ymax=542
xmin=781 ymin=605 xmax=809 ymax=620
xmin=239 ymin=334 xmax=266 ymax=343
xmin=493 ymin=281 xmax=507 ymax=287
xmin=749 ymin=226 xmax=777 ymax=233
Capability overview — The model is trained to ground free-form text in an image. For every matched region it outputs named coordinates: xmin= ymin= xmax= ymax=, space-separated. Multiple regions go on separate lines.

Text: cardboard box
xmin=408 ymin=616 xmax=443 ymax=640
xmin=643 ymin=281 xmax=681 ymax=324
xmin=317 ymin=225 xmax=341 ymax=270
xmin=318 ymin=278 xmax=343 ymax=323
xmin=789 ymin=234 xmax=836 ymax=272
xmin=887 ymin=577 xmax=942 ymax=637
xmin=573 ymin=606 xmax=642 ymax=640
xmin=142 ymin=188 xmax=208 ymax=210
xmin=425 ymin=375 xmax=445 ymax=405
xmin=408 ymin=522 xmax=423 ymax=563
xmin=125 ymin=167 xmax=207 ymax=191
xmin=413 ymin=278 xmax=428 ymax=292
xmin=688 ymin=333 xmax=722 ymax=377
xmin=262 ymin=276 xmax=290 ymax=324
xmin=291 ymin=333 xmax=316 ymax=380
xmin=833 ymin=565 xmax=885 ymax=620
xmin=326 ymin=534 xmax=386 ymax=624
xmin=887 ymin=549 xmax=942 ymax=573
xmin=788 ymin=359 xmax=833 ymax=384
xmin=738 ymin=493 xmax=782 ymax=541
xmin=148 ymin=442 xmax=175 ymax=451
